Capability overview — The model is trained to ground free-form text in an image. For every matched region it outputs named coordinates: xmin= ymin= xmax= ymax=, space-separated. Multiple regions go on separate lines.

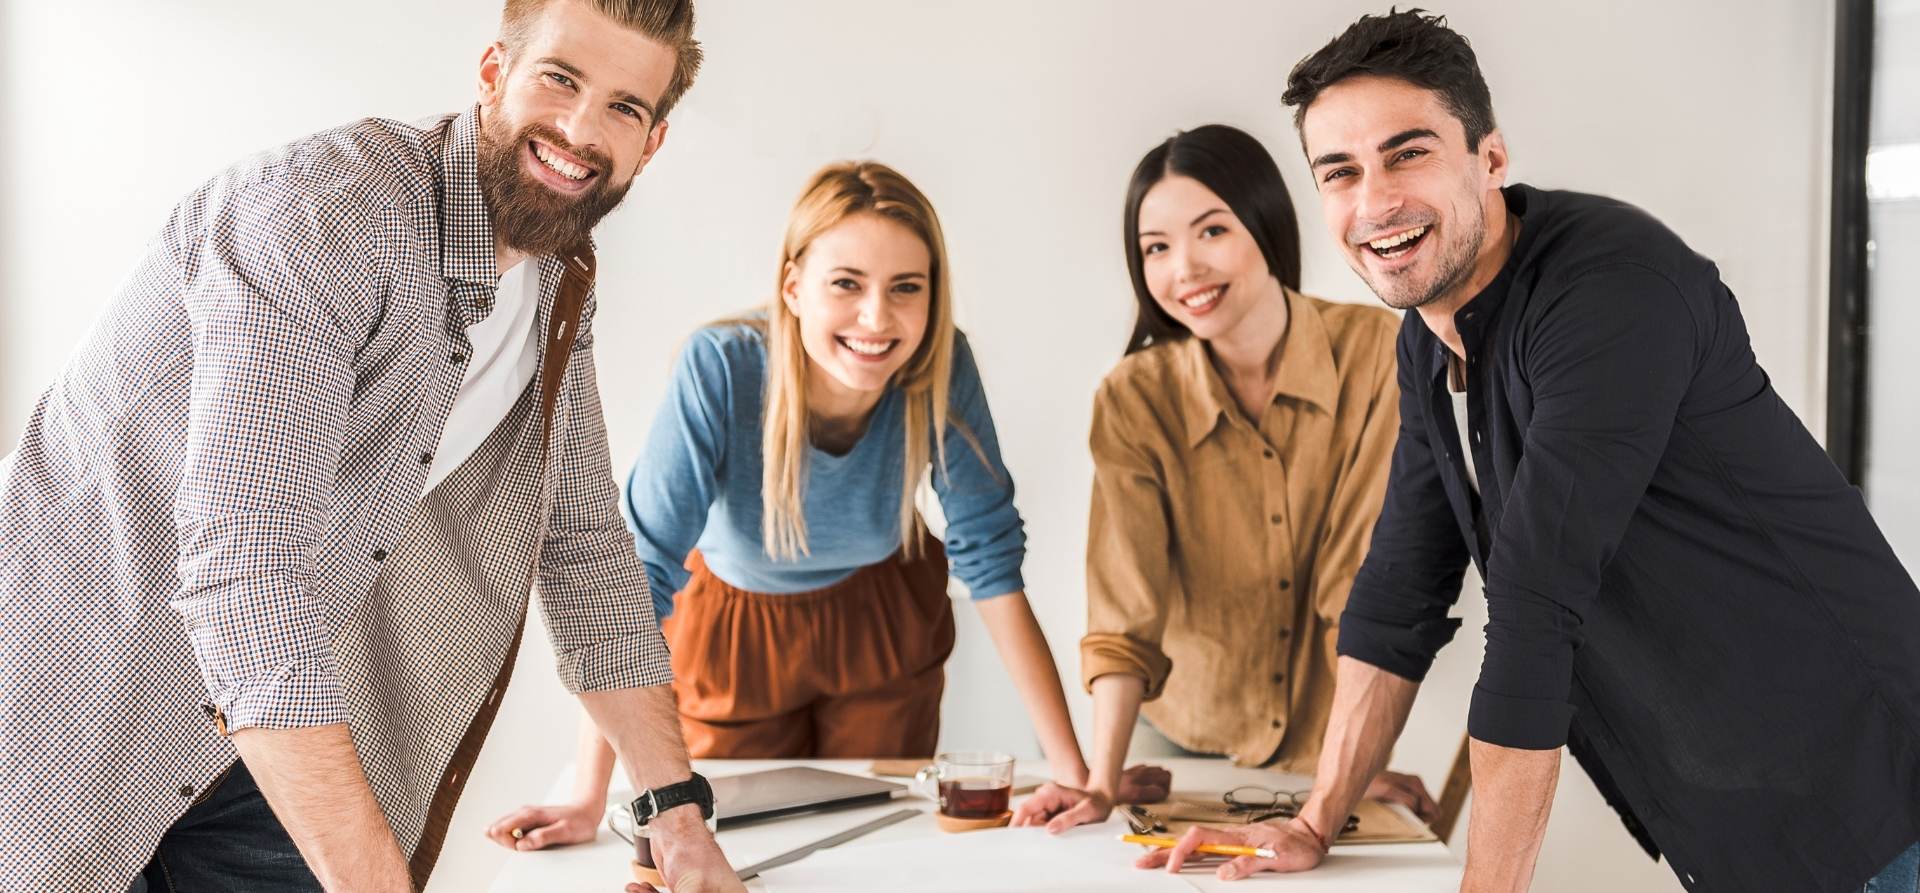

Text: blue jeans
xmin=1864 ymin=841 xmax=1920 ymax=893
xmin=128 ymin=761 xmax=321 ymax=893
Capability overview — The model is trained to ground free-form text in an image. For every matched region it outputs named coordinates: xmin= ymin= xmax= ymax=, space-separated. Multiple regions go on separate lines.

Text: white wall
xmin=0 ymin=3 xmax=1834 ymax=892
xmin=1867 ymin=0 xmax=1920 ymax=572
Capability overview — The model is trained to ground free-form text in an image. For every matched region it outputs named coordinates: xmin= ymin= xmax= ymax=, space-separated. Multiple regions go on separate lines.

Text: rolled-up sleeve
xmin=931 ymin=333 xmax=1026 ymax=600
xmin=539 ymin=333 xmax=674 ymax=694
xmin=170 ymin=183 xmax=379 ymax=733
xmin=1471 ymin=265 xmax=1695 ymax=749
xmin=1079 ymin=382 xmax=1177 ymax=699
xmin=1336 ymin=322 xmax=1470 ymax=683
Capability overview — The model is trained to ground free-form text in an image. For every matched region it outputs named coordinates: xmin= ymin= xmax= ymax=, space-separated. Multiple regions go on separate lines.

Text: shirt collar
xmin=1430 ymin=184 xmax=1537 ymax=382
xmin=1179 ymin=287 xmax=1342 ymax=449
xmin=426 ymin=106 xmax=501 ymax=335
xmin=1451 ymin=186 xmax=1534 ymax=342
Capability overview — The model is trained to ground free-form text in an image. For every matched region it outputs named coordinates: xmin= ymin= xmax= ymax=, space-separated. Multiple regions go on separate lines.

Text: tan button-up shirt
xmin=1080 ymin=289 xmax=1399 ymax=771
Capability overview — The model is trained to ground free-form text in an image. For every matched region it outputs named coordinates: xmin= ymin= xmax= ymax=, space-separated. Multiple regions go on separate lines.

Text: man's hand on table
xmin=630 ymin=807 xmax=743 ymax=893
xmin=485 ymin=798 xmax=604 ymax=851
xmin=1011 ymin=763 xmax=1172 ymax=831
xmin=1134 ymin=818 xmax=1327 ymax=881
xmin=1115 ymin=763 xmax=1173 ymax=803
xmin=1366 ymin=769 xmax=1440 ymax=823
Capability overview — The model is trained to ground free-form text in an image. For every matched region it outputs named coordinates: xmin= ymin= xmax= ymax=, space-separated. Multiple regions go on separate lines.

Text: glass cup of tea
xmin=914 ymin=751 xmax=1015 ymax=820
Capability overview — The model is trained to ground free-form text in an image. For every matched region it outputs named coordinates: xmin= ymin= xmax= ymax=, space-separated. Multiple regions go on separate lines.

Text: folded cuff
xmin=960 ymin=569 xmax=1026 ymax=602
xmin=214 ymin=659 xmax=347 ymax=733
xmin=556 ymin=628 xmax=674 ymax=694
xmin=1468 ymin=685 xmax=1576 ymax=750
xmin=1079 ymin=633 xmax=1173 ymax=700
xmin=1335 ymin=613 xmax=1462 ymax=682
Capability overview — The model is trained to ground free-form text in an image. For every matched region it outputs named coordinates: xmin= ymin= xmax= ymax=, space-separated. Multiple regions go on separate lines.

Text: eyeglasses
xmin=1224 ymin=785 xmax=1306 ymax=814
xmin=1222 ymin=786 xmax=1360 ymax=833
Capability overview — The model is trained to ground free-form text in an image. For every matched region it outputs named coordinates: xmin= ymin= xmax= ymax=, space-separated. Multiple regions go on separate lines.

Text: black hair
xmin=1121 ymin=124 xmax=1302 ymax=356
xmin=1282 ymin=8 xmax=1496 ymax=151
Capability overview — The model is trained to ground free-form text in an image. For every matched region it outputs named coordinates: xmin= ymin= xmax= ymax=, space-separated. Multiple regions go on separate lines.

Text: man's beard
xmin=476 ymin=108 xmax=631 ymax=258
xmin=1359 ymin=201 xmax=1484 ymax=311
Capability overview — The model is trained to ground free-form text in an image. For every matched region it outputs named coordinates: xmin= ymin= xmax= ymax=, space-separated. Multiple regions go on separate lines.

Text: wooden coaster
xmin=632 ymin=860 xmax=665 ymax=887
xmin=936 ymin=810 xmax=1012 ymax=833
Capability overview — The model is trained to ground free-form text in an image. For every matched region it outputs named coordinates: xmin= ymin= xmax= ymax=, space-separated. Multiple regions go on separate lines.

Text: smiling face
xmin=1135 ymin=174 xmax=1279 ymax=341
xmin=1301 ymin=75 xmax=1508 ymax=311
xmin=782 ymin=213 xmax=934 ymax=408
xmin=475 ymin=0 xmax=675 ymax=257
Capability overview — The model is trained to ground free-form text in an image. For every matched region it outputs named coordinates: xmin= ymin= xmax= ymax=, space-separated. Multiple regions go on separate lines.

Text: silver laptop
xmin=708 ymin=766 xmax=906 ymax=828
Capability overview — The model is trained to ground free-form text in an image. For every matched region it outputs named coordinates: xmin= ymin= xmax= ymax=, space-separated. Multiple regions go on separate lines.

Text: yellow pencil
xmin=1120 ymin=833 xmax=1278 ymax=860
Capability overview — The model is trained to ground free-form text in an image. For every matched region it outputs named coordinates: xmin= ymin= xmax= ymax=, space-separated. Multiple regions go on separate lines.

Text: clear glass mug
xmin=913 ymin=751 xmax=1014 ymax=819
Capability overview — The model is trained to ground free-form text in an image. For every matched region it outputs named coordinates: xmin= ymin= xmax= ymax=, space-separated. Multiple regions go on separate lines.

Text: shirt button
xmin=419 ymin=451 xmax=434 ymax=465
xmin=1268 ymin=514 xmax=1282 ymax=525
xmin=1277 ymin=628 xmax=1292 ymax=639
xmin=177 ymin=784 xmax=195 ymax=799
xmin=1263 ymin=449 xmax=1275 ymax=460
xmin=450 ymin=352 xmax=467 ymax=364
xmin=372 ymin=549 xmax=388 ymax=561
xmin=1271 ymin=672 xmax=1286 ymax=684
xmin=1270 ymin=718 xmax=1283 ymax=729
xmin=1278 ymin=579 xmax=1291 ymax=591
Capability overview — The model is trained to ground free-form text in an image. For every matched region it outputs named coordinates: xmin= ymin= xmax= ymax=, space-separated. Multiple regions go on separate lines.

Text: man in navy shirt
xmin=1141 ymin=10 xmax=1920 ymax=893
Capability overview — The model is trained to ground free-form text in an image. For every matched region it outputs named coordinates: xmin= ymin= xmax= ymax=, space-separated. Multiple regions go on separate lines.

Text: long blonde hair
xmin=757 ymin=161 xmax=966 ymax=562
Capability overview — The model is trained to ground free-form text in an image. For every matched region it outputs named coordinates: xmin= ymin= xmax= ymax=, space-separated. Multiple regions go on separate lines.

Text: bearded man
xmin=0 ymin=2 xmax=741 ymax=891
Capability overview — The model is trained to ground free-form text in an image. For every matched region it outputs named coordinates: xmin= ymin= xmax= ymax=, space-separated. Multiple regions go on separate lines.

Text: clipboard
xmin=1128 ymin=790 xmax=1438 ymax=846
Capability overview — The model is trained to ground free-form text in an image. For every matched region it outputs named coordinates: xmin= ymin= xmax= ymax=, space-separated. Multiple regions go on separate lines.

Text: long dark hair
xmin=1122 ymin=124 xmax=1302 ymax=355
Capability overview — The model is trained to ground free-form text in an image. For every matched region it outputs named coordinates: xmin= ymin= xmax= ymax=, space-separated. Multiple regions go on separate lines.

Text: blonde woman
xmin=489 ymin=162 xmax=1160 ymax=850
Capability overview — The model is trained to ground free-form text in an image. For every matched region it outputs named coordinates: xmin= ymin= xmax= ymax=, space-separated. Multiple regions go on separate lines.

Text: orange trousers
xmin=663 ymin=537 xmax=956 ymax=759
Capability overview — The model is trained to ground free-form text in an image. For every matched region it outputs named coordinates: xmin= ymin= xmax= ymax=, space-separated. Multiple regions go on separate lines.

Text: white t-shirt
xmin=1451 ymin=388 xmax=1479 ymax=495
xmin=422 ymin=260 xmax=543 ymax=495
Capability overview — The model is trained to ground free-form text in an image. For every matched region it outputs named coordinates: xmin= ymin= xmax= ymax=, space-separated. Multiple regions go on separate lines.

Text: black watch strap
xmin=631 ymin=773 xmax=715 ymax=826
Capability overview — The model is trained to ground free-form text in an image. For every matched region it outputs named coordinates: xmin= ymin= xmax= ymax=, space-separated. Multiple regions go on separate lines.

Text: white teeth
xmin=1181 ymin=286 xmax=1223 ymax=308
xmin=1368 ymin=226 xmax=1428 ymax=251
xmin=533 ymin=143 xmax=590 ymax=181
xmin=841 ymin=337 xmax=894 ymax=356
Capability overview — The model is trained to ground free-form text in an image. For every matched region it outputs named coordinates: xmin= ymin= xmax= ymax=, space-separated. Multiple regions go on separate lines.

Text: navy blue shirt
xmin=1339 ymin=185 xmax=1920 ymax=892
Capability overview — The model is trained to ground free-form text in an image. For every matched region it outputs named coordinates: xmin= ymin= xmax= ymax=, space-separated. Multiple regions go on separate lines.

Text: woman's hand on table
xmin=1132 ymin=818 xmax=1327 ymax=880
xmin=1012 ymin=763 xmax=1170 ymax=831
xmin=1011 ymin=782 xmax=1114 ymax=831
xmin=485 ymin=799 xmax=603 ymax=851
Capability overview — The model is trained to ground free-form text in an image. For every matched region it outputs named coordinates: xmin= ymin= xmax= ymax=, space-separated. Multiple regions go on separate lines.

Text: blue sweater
xmin=622 ymin=322 xmax=1027 ymax=619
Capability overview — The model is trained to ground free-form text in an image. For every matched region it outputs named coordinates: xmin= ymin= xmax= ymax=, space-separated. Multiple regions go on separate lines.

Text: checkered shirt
xmin=0 ymin=106 xmax=672 ymax=892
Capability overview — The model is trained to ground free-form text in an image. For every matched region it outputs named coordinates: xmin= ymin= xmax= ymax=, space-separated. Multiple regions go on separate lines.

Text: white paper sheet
xmin=757 ymin=819 xmax=1199 ymax=892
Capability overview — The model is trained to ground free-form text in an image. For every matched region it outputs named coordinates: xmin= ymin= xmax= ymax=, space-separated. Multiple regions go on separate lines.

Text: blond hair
xmin=755 ymin=161 xmax=980 ymax=562
xmin=499 ymin=0 xmax=703 ymax=121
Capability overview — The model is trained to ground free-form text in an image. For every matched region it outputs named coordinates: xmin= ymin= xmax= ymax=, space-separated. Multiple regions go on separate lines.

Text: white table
xmin=488 ymin=758 xmax=1461 ymax=891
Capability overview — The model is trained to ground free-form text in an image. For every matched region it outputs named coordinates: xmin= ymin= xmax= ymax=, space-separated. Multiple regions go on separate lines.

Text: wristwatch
xmin=629 ymin=773 xmax=716 ymax=827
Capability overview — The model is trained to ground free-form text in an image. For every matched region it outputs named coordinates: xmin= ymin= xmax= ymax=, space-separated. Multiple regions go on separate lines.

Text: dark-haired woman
xmin=1015 ymin=124 xmax=1438 ymax=831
